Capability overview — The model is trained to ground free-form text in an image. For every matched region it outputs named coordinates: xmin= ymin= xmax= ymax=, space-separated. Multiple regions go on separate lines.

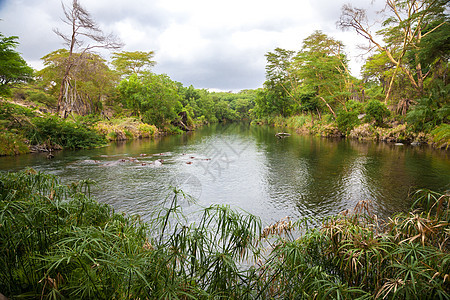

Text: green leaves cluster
xmin=1 ymin=170 xmax=449 ymax=299
xmin=255 ymin=31 xmax=353 ymax=121
xmin=365 ymin=100 xmax=391 ymax=127
xmin=0 ymin=33 xmax=33 ymax=95
xmin=118 ymin=73 xmax=181 ymax=126
xmin=0 ymin=101 xmax=106 ymax=153
xmin=111 ymin=51 xmax=156 ymax=77
xmin=26 ymin=116 xmax=107 ymax=149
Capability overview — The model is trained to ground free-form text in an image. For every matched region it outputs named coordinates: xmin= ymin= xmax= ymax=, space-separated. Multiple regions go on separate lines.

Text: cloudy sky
xmin=0 ymin=0 xmax=386 ymax=91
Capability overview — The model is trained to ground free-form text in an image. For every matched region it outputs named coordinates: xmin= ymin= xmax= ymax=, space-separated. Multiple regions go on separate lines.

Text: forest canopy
xmin=0 ymin=0 xmax=448 ymax=152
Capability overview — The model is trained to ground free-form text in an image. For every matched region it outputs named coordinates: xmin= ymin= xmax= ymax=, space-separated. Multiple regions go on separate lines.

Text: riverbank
xmin=1 ymin=169 xmax=448 ymax=299
xmin=251 ymin=114 xmax=449 ymax=150
xmin=0 ymin=100 xmax=167 ymax=156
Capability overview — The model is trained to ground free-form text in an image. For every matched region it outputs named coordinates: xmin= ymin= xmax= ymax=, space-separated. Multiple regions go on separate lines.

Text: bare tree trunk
xmin=319 ymin=97 xmax=337 ymax=119
xmin=54 ymin=0 xmax=122 ymax=118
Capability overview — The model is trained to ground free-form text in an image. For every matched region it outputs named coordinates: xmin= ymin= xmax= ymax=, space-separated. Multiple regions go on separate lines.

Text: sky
xmin=0 ymin=0 xmax=386 ymax=91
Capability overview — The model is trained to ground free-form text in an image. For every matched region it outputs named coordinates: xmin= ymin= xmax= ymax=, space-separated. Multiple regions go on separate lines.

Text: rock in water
xmin=275 ymin=132 xmax=291 ymax=138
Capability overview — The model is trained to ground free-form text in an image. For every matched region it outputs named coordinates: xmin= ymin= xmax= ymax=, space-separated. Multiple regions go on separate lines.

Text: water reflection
xmin=0 ymin=123 xmax=449 ymax=225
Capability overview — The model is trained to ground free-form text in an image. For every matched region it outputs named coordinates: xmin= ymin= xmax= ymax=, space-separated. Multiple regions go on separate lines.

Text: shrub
xmin=26 ymin=116 xmax=106 ymax=149
xmin=346 ymin=100 xmax=365 ymax=114
xmin=0 ymin=131 xmax=29 ymax=155
xmin=27 ymin=91 xmax=57 ymax=108
xmin=430 ymin=123 xmax=450 ymax=149
xmin=336 ymin=110 xmax=360 ymax=135
xmin=1 ymin=170 xmax=449 ymax=299
xmin=137 ymin=123 xmax=158 ymax=138
xmin=406 ymin=95 xmax=449 ymax=132
xmin=365 ymin=100 xmax=390 ymax=126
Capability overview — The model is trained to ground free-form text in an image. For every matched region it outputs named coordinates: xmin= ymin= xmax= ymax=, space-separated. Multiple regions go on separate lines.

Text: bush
xmin=27 ymin=91 xmax=57 ymax=108
xmin=138 ymin=123 xmax=158 ymax=138
xmin=336 ymin=110 xmax=360 ymax=135
xmin=430 ymin=123 xmax=450 ymax=149
xmin=406 ymin=95 xmax=449 ymax=132
xmin=345 ymin=100 xmax=365 ymax=114
xmin=26 ymin=116 xmax=106 ymax=149
xmin=1 ymin=171 xmax=449 ymax=299
xmin=0 ymin=131 xmax=29 ymax=155
xmin=365 ymin=100 xmax=390 ymax=126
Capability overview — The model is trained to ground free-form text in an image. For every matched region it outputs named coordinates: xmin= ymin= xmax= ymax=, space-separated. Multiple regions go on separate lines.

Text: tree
xmin=54 ymin=0 xmax=122 ymax=117
xmin=111 ymin=51 xmax=156 ymax=77
xmin=259 ymin=32 xmax=353 ymax=120
xmin=118 ymin=73 xmax=181 ymax=126
xmin=39 ymin=49 xmax=118 ymax=115
xmin=0 ymin=33 xmax=33 ymax=95
xmin=338 ymin=0 xmax=448 ymax=102
xmin=257 ymin=48 xmax=297 ymax=117
xmin=365 ymin=100 xmax=391 ymax=126
xmin=292 ymin=31 xmax=351 ymax=119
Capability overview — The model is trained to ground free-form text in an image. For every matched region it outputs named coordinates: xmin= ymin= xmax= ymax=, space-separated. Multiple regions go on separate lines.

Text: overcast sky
xmin=0 ymin=0 xmax=386 ymax=91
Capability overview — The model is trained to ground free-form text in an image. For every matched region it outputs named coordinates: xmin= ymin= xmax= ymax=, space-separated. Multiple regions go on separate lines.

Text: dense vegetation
xmin=1 ymin=170 xmax=448 ymax=299
xmin=1 ymin=0 xmax=449 ymax=155
xmin=0 ymin=1 xmax=449 ymax=298
xmin=252 ymin=0 xmax=449 ymax=148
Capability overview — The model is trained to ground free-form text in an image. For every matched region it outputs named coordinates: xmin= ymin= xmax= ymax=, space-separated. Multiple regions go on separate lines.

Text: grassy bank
xmin=1 ymin=170 xmax=448 ymax=299
xmin=252 ymin=114 xmax=450 ymax=149
xmin=0 ymin=101 xmax=162 ymax=156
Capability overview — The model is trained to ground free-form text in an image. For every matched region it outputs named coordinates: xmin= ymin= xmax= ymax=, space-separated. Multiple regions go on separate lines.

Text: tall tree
xmin=292 ymin=31 xmax=351 ymax=118
xmin=118 ymin=73 xmax=181 ymax=126
xmin=338 ymin=0 xmax=448 ymax=102
xmin=39 ymin=49 xmax=118 ymax=115
xmin=54 ymin=0 xmax=122 ymax=117
xmin=0 ymin=33 xmax=33 ymax=95
xmin=111 ymin=51 xmax=156 ymax=77
xmin=260 ymin=48 xmax=298 ymax=116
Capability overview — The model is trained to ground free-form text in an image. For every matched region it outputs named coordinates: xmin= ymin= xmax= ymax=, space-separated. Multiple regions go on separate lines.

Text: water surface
xmin=1 ymin=123 xmax=449 ymax=224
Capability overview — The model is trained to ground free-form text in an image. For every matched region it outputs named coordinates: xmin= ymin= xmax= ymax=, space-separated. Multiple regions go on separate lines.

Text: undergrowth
xmin=0 ymin=170 xmax=449 ymax=299
xmin=0 ymin=101 xmax=107 ymax=153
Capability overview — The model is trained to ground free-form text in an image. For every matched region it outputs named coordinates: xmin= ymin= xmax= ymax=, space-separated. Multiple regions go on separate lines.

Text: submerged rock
xmin=275 ymin=132 xmax=291 ymax=138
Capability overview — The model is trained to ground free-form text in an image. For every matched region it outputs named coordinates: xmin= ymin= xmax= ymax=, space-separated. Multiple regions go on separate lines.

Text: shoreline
xmin=251 ymin=116 xmax=448 ymax=150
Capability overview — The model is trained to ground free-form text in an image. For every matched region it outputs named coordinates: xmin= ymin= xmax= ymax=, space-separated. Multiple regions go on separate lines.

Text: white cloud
xmin=0 ymin=0 xmax=387 ymax=90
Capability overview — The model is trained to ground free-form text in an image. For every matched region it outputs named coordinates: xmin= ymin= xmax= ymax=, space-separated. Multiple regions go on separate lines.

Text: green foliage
xmin=27 ymin=90 xmax=57 ymax=108
xmin=293 ymin=31 xmax=351 ymax=113
xmin=0 ymin=33 xmax=33 ymax=95
xmin=0 ymin=101 xmax=35 ymax=122
xmin=406 ymin=81 xmax=449 ymax=132
xmin=2 ymin=170 xmax=449 ymax=299
xmin=39 ymin=49 xmax=118 ymax=115
xmin=257 ymin=31 xmax=352 ymax=121
xmin=337 ymin=110 xmax=360 ymax=135
xmin=111 ymin=50 xmax=156 ymax=77
xmin=286 ymin=114 xmax=310 ymax=128
xmin=365 ymin=100 xmax=391 ymax=126
xmin=253 ymin=87 xmax=296 ymax=118
xmin=345 ymin=99 xmax=364 ymax=113
xmin=137 ymin=123 xmax=158 ymax=137
xmin=26 ymin=116 xmax=106 ymax=149
xmin=0 ymin=131 xmax=29 ymax=155
xmin=430 ymin=123 xmax=450 ymax=149
xmin=118 ymin=73 xmax=180 ymax=126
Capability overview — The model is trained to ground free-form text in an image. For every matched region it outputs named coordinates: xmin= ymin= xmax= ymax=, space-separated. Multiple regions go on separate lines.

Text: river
xmin=1 ymin=123 xmax=449 ymax=225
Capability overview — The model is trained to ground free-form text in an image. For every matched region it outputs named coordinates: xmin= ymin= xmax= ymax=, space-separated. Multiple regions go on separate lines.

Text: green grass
xmin=0 ymin=101 xmax=107 ymax=152
xmin=0 ymin=131 xmax=29 ymax=155
xmin=1 ymin=170 xmax=449 ymax=299
xmin=431 ymin=123 xmax=450 ymax=149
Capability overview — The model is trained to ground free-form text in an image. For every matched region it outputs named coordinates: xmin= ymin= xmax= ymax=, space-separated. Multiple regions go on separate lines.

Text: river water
xmin=1 ymin=123 xmax=449 ymax=225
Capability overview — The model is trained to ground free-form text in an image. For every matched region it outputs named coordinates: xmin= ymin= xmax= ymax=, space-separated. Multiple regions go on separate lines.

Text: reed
xmin=1 ymin=170 xmax=448 ymax=299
